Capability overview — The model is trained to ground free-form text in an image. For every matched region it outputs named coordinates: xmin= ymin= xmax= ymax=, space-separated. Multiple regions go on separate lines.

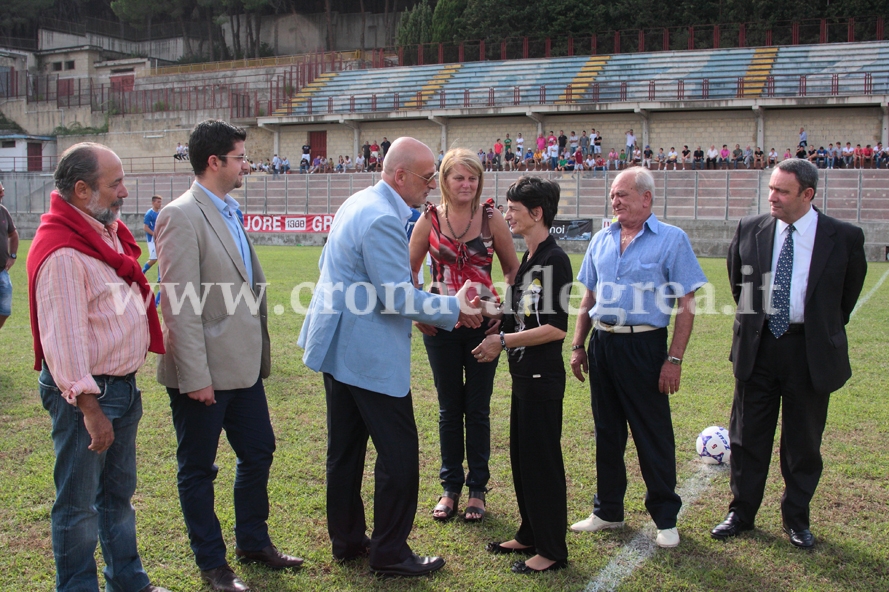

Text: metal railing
xmin=4 ymin=169 xmax=888 ymax=226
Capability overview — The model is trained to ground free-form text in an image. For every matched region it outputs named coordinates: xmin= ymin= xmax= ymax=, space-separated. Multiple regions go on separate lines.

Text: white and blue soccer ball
xmin=696 ymin=426 xmax=731 ymax=465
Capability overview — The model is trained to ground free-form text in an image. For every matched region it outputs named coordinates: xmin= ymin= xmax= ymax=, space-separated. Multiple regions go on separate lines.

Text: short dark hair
xmin=189 ymin=119 xmax=247 ymax=176
xmin=506 ymin=176 xmax=560 ymax=228
xmin=775 ymin=158 xmax=819 ymax=195
xmin=55 ymin=142 xmax=101 ymax=201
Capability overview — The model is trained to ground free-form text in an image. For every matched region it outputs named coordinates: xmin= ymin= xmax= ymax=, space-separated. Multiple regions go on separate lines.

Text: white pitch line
xmin=584 ymin=264 xmax=887 ymax=592
xmin=584 ymin=464 xmax=726 ymax=592
xmin=850 ymin=266 xmax=889 ymax=319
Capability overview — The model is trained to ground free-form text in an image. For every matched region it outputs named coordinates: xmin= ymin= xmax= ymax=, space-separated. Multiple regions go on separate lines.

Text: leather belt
xmin=594 ymin=321 xmax=660 ymax=334
xmin=783 ymin=323 xmax=805 ymax=335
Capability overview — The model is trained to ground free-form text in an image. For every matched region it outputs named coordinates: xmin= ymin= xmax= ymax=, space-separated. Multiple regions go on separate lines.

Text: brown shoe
xmin=200 ymin=565 xmax=250 ymax=592
xmin=235 ymin=544 xmax=304 ymax=569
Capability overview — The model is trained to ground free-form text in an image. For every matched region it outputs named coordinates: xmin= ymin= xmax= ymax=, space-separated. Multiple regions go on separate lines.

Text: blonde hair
xmin=439 ymin=148 xmax=484 ymax=212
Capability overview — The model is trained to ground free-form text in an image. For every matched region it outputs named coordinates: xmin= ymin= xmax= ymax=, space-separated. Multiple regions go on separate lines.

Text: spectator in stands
xmin=574 ymin=148 xmax=584 ymax=171
xmin=344 ymin=155 xmax=354 ymax=172
xmin=842 ymin=142 xmax=854 ymax=167
xmin=183 ymin=144 xmax=189 ymax=160
xmin=608 ymin=148 xmax=619 ymax=170
xmin=533 ymin=149 xmax=544 ymax=170
xmin=593 ymin=131 xmax=603 ymax=155
xmin=783 ymin=148 xmax=793 ymax=161
xmin=593 ymin=154 xmax=607 ymax=178
xmin=282 ymin=157 xmax=290 ymax=174
xmin=667 ymin=147 xmax=679 ymax=170
xmin=642 ymin=146 xmax=653 ymax=169
xmin=486 ymin=148 xmax=496 ymax=172
xmin=249 ymin=160 xmax=257 ymax=172
xmin=362 ymin=140 xmax=371 ymax=164
xmin=547 ymin=131 xmax=557 ymax=146
xmin=731 ymin=144 xmax=743 ymax=169
xmin=524 ymin=149 xmax=534 ymax=171
xmin=493 ymin=139 xmax=504 ymax=170
xmin=302 ymin=142 xmax=311 ymax=168
xmin=380 ymin=137 xmax=391 ymax=157
xmin=335 ymin=156 xmax=345 ymax=173
xmin=174 ymin=143 xmax=186 ymax=161
xmin=477 ymin=149 xmax=486 ymax=165
xmin=768 ymin=148 xmax=778 ymax=167
xmin=706 ymin=145 xmax=719 ymax=169
xmin=632 ymin=146 xmax=642 ymax=167
xmin=619 ymin=149 xmax=628 ymax=169
xmin=798 ymin=127 xmax=807 ymax=147
xmin=681 ymin=146 xmax=691 ymax=170
xmin=556 ymin=152 xmax=569 ymax=173
xmin=656 ymin=148 xmax=666 ymax=170
xmin=693 ymin=146 xmax=704 ymax=170
xmin=743 ymin=146 xmax=753 ymax=169
xmin=569 ymin=131 xmax=579 ymax=153
xmin=537 ymin=133 xmax=547 ymax=153
xmin=515 ymin=133 xmax=524 ymax=155
xmin=862 ymin=144 xmax=874 ymax=168
xmin=548 ymin=140 xmax=560 ymax=171
xmin=853 ymin=144 xmax=864 ymax=168
xmin=370 ymin=140 xmax=380 ymax=159
xmin=584 ymin=153 xmax=596 ymax=173
xmin=368 ymin=153 xmax=379 ymax=172
xmin=753 ymin=147 xmax=764 ymax=169
xmin=580 ymin=131 xmax=590 ymax=156
xmin=355 ymin=153 xmax=365 ymax=172
xmin=558 ymin=130 xmax=567 ymax=152
xmin=876 ymin=143 xmax=888 ymax=169
xmin=815 ymin=147 xmax=828 ymax=169
xmin=625 ymin=129 xmax=636 ymax=155
xmin=797 ymin=145 xmax=809 ymax=160
xmin=505 ymin=148 xmax=515 ymax=171
xmin=322 ymin=155 xmax=332 ymax=173
xmin=504 ymin=134 xmax=512 ymax=155
xmin=310 ymin=155 xmax=322 ymax=174
xmin=437 ymin=150 xmax=445 ymax=170
xmin=272 ymin=154 xmax=281 ymax=178
xmin=719 ymin=145 xmax=731 ymax=169
xmin=826 ymin=144 xmax=838 ymax=169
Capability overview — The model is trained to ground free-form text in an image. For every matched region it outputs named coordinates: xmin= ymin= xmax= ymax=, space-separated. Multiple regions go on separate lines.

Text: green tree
xmin=395 ymin=0 xmax=432 ymax=46
xmin=430 ymin=0 xmax=466 ymax=43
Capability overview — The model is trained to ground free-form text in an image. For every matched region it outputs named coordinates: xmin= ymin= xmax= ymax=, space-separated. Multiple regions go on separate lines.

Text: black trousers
xmin=167 ymin=378 xmax=275 ymax=571
xmin=729 ymin=331 xmax=830 ymax=531
xmin=510 ymin=376 xmax=568 ymax=562
xmin=588 ymin=328 xmax=681 ymax=529
xmin=323 ymin=373 xmax=419 ymax=567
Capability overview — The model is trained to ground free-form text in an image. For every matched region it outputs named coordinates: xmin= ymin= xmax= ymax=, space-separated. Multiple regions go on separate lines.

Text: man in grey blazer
xmin=156 ymin=120 xmax=302 ymax=592
xmin=298 ymin=137 xmax=482 ymax=577
xmin=711 ymin=158 xmax=867 ymax=549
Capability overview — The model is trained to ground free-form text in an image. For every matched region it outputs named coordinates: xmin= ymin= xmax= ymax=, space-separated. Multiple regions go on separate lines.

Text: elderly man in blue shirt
xmin=567 ymin=167 xmax=707 ymax=549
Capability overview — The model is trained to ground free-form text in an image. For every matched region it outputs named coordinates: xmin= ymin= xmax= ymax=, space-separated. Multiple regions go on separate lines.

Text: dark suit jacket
xmin=727 ymin=208 xmax=867 ymax=394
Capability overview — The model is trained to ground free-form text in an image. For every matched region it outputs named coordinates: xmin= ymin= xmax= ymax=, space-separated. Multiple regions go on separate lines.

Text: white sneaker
xmin=569 ymin=513 xmax=625 ymax=532
xmin=656 ymin=527 xmax=680 ymax=548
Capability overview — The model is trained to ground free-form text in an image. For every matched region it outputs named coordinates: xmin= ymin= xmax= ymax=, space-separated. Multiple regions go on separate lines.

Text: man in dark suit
xmin=711 ymin=158 xmax=867 ymax=549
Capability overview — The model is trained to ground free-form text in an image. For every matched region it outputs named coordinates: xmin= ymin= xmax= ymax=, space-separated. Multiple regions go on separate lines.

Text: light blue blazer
xmin=298 ymin=181 xmax=460 ymax=397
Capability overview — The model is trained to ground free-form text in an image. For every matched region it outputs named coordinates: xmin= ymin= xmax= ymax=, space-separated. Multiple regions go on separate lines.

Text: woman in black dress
xmin=471 ymin=176 xmax=573 ymax=574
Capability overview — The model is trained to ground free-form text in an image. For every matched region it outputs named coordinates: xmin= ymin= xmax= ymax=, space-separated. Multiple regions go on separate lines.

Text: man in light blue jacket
xmin=298 ymin=137 xmax=481 ymax=577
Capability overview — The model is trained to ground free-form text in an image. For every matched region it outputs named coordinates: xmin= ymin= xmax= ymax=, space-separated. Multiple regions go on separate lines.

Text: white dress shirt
xmin=770 ymin=206 xmax=817 ymax=323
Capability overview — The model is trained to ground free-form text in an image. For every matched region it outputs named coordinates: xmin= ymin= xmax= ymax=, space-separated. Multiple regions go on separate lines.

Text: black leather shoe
xmin=200 ymin=565 xmax=250 ymax=592
xmin=486 ymin=541 xmax=535 ymax=555
xmin=710 ymin=511 xmax=754 ymax=540
xmin=784 ymin=525 xmax=815 ymax=549
xmin=370 ymin=553 xmax=446 ymax=577
xmin=235 ymin=544 xmax=304 ymax=569
xmin=334 ymin=537 xmax=372 ymax=564
xmin=139 ymin=586 xmax=172 ymax=592
xmin=511 ymin=559 xmax=568 ymax=574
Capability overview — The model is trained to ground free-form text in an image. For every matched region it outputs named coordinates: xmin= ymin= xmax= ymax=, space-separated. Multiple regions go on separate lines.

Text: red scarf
xmin=26 ymin=191 xmax=165 ymax=371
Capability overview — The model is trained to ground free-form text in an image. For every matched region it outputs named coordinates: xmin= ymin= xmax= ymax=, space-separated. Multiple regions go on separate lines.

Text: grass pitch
xmin=0 ymin=243 xmax=886 ymax=591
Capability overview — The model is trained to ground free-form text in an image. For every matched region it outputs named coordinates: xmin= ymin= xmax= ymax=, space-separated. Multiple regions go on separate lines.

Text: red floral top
xmin=426 ymin=202 xmax=499 ymax=302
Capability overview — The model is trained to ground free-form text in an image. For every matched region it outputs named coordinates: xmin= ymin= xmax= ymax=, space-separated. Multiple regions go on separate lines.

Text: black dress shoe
xmin=235 ymin=544 xmax=304 ymax=569
xmin=783 ymin=525 xmax=815 ymax=549
xmin=486 ymin=541 xmax=535 ymax=555
xmin=710 ymin=511 xmax=754 ymax=540
xmin=511 ymin=559 xmax=568 ymax=574
xmin=370 ymin=553 xmax=446 ymax=577
xmin=334 ymin=537 xmax=372 ymax=564
xmin=200 ymin=565 xmax=250 ymax=592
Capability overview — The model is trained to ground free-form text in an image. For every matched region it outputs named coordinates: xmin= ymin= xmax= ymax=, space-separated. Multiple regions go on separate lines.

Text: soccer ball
xmin=696 ymin=426 xmax=731 ymax=465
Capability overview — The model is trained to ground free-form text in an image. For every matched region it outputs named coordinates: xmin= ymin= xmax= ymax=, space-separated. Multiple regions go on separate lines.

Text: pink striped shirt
xmin=36 ymin=203 xmax=150 ymax=404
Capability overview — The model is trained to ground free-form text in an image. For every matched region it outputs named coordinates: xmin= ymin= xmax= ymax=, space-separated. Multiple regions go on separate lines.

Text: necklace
xmin=444 ymin=207 xmax=475 ymax=241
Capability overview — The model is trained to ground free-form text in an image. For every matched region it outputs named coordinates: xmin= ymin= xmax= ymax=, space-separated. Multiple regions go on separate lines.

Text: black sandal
xmin=464 ymin=489 xmax=487 ymax=522
xmin=432 ymin=491 xmax=460 ymax=522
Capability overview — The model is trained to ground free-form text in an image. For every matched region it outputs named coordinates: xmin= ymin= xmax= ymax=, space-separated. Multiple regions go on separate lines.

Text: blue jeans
xmin=168 ymin=378 xmax=275 ymax=571
xmin=39 ymin=364 xmax=150 ymax=592
xmin=423 ymin=324 xmax=498 ymax=493
xmin=0 ymin=269 xmax=11 ymax=317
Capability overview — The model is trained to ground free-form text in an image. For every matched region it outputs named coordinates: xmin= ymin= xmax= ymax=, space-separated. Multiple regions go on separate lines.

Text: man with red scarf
xmin=27 ymin=142 xmax=168 ymax=592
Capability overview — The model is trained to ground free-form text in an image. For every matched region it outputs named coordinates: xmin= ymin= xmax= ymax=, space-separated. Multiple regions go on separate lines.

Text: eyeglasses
xmin=404 ymin=169 xmax=439 ymax=185
xmin=217 ymin=154 xmax=249 ymax=163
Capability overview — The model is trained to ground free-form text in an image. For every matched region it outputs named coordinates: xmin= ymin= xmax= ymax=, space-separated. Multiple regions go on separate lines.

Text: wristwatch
xmin=8 ymin=253 xmax=15 ymax=259
xmin=571 ymin=344 xmax=585 ymax=351
xmin=666 ymin=355 xmax=682 ymax=366
xmin=499 ymin=331 xmax=508 ymax=351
